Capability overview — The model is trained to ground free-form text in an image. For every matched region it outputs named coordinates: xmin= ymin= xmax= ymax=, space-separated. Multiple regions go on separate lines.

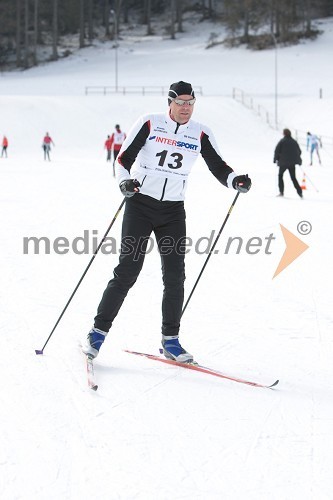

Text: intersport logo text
xmin=152 ymin=135 xmax=199 ymax=150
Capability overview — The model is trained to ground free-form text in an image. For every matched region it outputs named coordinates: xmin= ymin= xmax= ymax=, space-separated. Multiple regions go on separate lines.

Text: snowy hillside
xmin=1 ymin=16 xmax=333 ymax=500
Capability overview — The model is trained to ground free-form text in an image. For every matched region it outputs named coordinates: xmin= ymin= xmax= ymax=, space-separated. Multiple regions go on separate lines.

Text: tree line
xmin=220 ymin=0 xmax=333 ymax=49
xmin=0 ymin=0 xmax=332 ymax=69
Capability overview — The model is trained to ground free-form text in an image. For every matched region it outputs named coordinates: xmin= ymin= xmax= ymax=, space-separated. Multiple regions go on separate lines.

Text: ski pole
xmin=181 ymin=191 xmax=240 ymax=318
xmin=35 ymin=198 xmax=126 ymax=355
xmin=299 ymin=166 xmax=319 ymax=192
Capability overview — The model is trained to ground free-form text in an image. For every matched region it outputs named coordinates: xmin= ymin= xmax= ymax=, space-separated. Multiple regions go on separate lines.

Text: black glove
xmin=120 ymin=179 xmax=141 ymax=198
xmin=232 ymin=174 xmax=252 ymax=193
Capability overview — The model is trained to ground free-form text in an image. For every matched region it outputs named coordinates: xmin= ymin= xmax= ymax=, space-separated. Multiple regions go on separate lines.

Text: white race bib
xmin=135 ymin=115 xmax=201 ymax=179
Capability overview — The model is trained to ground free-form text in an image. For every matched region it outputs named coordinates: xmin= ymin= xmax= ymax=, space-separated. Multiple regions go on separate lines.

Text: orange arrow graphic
xmin=273 ymin=224 xmax=309 ymax=279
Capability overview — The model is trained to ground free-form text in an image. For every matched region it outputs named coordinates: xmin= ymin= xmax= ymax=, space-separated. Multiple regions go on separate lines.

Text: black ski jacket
xmin=274 ymin=136 xmax=302 ymax=167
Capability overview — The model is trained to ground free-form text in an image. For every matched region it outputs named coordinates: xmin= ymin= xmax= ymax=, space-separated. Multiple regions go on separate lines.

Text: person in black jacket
xmin=274 ymin=128 xmax=303 ymax=198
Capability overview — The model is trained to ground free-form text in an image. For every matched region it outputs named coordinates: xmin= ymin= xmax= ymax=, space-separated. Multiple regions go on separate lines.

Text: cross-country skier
xmin=82 ymin=81 xmax=251 ymax=362
xmin=42 ymin=132 xmax=55 ymax=161
xmin=274 ymin=128 xmax=303 ymax=198
xmin=109 ymin=124 xmax=126 ymax=176
xmin=1 ymin=135 xmax=8 ymax=157
xmin=104 ymin=135 xmax=112 ymax=162
xmin=306 ymin=131 xmax=322 ymax=165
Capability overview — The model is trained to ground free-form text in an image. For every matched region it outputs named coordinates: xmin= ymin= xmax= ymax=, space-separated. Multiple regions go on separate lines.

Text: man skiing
xmin=1 ymin=136 xmax=8 ymax=157
xmin=110 ymin=124 xmax=126 ymax=176
xmin=42 ymin=132 xmax=55 ymax=161
xmin=82 ymin=81 xmax=251 ymax=363
xmin=104 ymin=135 xmax=112 ymax=162
xmin=274 ymin=128 xmax=303 ymax=198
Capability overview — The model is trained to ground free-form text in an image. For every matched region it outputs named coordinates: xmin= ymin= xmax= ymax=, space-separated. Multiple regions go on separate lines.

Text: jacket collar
xmin=165 ymin=111 xmax=190 ymax=134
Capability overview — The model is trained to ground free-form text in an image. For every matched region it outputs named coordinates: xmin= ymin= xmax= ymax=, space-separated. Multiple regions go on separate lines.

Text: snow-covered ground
xmin=1 ymin=15 xmax=333 ymax=500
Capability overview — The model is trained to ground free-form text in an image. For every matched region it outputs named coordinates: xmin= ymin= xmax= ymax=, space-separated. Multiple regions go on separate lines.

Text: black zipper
xmin=160 ymin=178 xmax=168 ymax=201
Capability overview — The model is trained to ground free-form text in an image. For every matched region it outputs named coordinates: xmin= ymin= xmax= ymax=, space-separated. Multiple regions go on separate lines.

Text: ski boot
xmin=161 ymin=335 xmax=193 ymax=363
xmin=82 ymin=328 xmax=107 ymax=358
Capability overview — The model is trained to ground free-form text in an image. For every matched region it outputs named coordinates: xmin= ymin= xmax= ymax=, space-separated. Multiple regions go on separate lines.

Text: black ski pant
xmin=278 ymin=165 xmax=302 ymax=196
xmin=43 ymin=145 xmax=51 ymax=161
xmin=94 ymin=193 xmax=186 ymax=337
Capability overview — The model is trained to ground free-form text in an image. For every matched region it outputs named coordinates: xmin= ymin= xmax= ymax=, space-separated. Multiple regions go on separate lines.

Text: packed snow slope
xmin=0 ymin=15 xmax=333 ymax=500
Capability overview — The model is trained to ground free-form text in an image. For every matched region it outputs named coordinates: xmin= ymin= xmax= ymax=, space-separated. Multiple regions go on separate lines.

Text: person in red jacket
xmin=104 ymin=135 xmax=112 ymax=162
xmin=42 ymin=132 xmax=55 ymax=161
xmin=110 ymin=124 xmax=126 ymax=176
xmin=1 ymin=136 xmax=8 ymax=158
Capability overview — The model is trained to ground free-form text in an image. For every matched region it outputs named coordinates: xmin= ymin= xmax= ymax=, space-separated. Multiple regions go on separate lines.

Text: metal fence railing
xmin=85 ymin=85 xmax=203 ymax=96
xmin=232 ymin=87 xmax=333 ymax=148
xmin=232 ymin=87 xmax=277 ymax=129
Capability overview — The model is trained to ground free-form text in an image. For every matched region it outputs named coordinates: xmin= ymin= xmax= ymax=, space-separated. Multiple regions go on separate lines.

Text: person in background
xmin=105 ymin=135 xmax=113 ymax=162
xmin=82 ymin=80 xmax=251 ymax=363
xmin=306 ymin=131 xmax=322 ymax=165
xmin=110 ymin=124 xmax=126 ymax=176
xmin=1 ymin=135 xmax=8 ymax=157
xmin=274 ymin=128 xmax=303 ymax=198
xmin=42 ymin=132 xmax=55 ymax=161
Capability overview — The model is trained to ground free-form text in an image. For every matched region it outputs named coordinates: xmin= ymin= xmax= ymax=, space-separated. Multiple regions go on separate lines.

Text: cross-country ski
xmin=124 ymin=349 xmax=279 ymax=389
xmin=85 ymin=354 xmax=98 ymax=391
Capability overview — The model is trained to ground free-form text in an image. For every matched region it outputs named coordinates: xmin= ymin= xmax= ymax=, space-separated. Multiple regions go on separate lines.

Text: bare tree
xmin=243 ymin=0 xmax=250 ymax=42
xmin=142 ymin=0 xmax=148 ymax=23
xmin=111 ymin=0 xmax=122 ymax=41
xmin=223 ymin=0 xmax=242 ymax=37
xmin=146 ymin=0 xmax=152 ymax=35
xmin=177 ymin=0 xmax=183 ymax=33
xmin=123 ymin=0 xmax=129 ymax=24
xmin=16 ymin=0 xmax=22 ymax=66
xmin=52 ymin=0 xmax=58 ymax=60
xmin=269 ymin=0 xmax=275 ymax=34
xmin=304 ymin=0 xmax=312 ymax=33
xmin=24 ymin=0 xmax=29 ymax=68
xmin=104 ymin=0 xmax=110 ymax=37
xmin=141 ymin=0 xmax=152 ymax=35
xmin=170 ymin=0 xmax=176 ymax=39
xmin=208 ymin=0 xmax=214 ymax=18
xmin=79 ymin=0 xmax=85 ymax=48
xmin=88 ymin=0 xmax=93 ymax=42
xmin=32 ymin=0 xmax=38 ymax=65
